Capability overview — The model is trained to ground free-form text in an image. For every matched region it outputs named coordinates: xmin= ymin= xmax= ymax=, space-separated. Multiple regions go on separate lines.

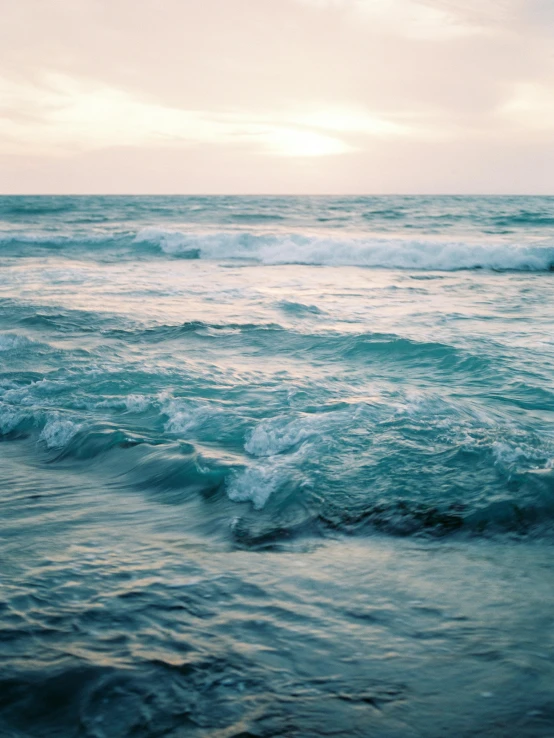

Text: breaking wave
xmin=135 ymin=228 xmax=554 ymax=271
xmin=0 ymin=225 xmax=553 ymax=270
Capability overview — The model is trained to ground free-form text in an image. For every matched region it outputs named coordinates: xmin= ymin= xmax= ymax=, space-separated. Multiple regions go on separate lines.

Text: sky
xmin=0 ymin=0 xmax=553 ymax=194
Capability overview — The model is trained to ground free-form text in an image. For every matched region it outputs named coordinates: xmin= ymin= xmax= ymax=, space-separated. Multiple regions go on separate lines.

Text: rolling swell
xmin=2 ymin=286 xmax=550 ymax=544
xmin=2 ymin=370 xmax=553 ymax=543
xmin=111 ymin=323 xmax=494 ymax=378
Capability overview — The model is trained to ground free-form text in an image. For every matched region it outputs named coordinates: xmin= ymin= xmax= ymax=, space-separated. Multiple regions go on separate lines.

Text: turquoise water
xmin=1 ymin=196 xmax=554 ymax=736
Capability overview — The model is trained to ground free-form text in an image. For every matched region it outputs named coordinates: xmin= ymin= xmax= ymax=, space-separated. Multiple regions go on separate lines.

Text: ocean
xmin=1 ymin=195 xmax=553 ymax=737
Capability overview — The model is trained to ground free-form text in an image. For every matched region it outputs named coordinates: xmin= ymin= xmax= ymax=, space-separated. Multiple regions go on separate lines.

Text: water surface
xmin=1 ymin=196 xmax=553 ymax=736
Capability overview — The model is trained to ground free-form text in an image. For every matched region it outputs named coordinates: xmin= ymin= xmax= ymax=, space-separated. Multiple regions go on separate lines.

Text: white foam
xmin=236 ymin=391 xmax=554 ymax=511
xmin=125 ymin=394 xmax=150 ymax=412
xmin=0 ymin=377 xmax=73 ymax=407
xmin=0 ymin=403 xmax=26 ymax=435
xmin=1 ymin=386 xmax=37 ymax=406
xmin=39 ymin=415 xmax=81 ymax=449
xmin=134 ymin=228 xmax=554 ymax=271
xmin=394 ymin=391 xmax=554 ymax=474
xmin=0 ymin=230 xmax=118 ymax=245
xmin=162 ymin=397 xmax=222 ymax=435
xmin=92 ymin=394 xmax=151 ymax=412
xmin=245 ymin=410 xmax=350 ymax=457
xmin=134 ymin=227 xmax=208 ymax=256
xmin=227 ymin=408 xmax=361 ymax=509
xmin=492 ymin=441 xmax=525 ymax=470
xmin=226 ymin=461 xmax=284 ymax=510
xmin=196 ymin=326 xmax=242 ymax=337
xmin=491 ymin=439 xmax=553 ymax=474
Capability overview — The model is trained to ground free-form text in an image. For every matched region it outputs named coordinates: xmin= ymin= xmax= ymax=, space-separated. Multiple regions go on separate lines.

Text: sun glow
xmin=0 ymin=74 xmax=361 ymax=158
xmin=259 ymin=127 xmax=352 ymax=156
xmin=0 ymin=74 xmax=413 ymax=159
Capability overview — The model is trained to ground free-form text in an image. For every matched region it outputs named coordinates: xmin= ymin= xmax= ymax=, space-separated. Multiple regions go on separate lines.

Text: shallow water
xmin=1 ymin=195 xmax=554 ymax=736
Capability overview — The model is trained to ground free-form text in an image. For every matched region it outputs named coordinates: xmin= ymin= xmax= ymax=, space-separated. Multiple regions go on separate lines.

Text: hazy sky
xmin=1 ymin=0 xmax=553 ymax=193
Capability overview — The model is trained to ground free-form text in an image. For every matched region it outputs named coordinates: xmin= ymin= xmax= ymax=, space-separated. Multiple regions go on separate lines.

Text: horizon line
xmin=1 ymin=192 xmax=553 ymax=198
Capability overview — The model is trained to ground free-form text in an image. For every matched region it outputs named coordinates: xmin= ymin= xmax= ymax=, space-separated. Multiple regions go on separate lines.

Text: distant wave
xmin=0 ymin=226 xmax=553 ymax=271
xmin=131 ymin=228 xmax=554 ymax=271
xmin=492 ymin=211 xmax=554 ymax=228
xmin=0 ymin=231 xmax=125 ymax=252
xmin=0 ymin=202 xmax=75 ymax=217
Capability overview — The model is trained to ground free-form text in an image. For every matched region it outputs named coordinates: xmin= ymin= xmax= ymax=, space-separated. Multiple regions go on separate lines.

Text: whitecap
xmin=125 ymin=394 xmax=151 ymax=412
xmin=226 ymin=461 xmax=284 ymax=510
xmin=0 ymin=403 xmax=26 ymax=435
xmin=162 ymin=397 xmax=223 ymax=436
xmin=39 ymin=415 xmax=81 ymax=449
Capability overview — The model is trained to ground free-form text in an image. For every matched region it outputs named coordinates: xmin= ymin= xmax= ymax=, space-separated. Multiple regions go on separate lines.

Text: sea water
xmin=1 ymin=195 xmax=553 ymax=736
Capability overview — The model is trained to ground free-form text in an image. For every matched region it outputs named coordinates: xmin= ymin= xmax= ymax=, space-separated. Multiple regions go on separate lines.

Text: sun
xmin=261 ymin=127 xmax=353 ymax=157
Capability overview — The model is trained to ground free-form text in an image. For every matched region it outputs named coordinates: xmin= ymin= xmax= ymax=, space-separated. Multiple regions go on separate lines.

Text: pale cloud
xmin=499 ymin=82 xmax=554 ymax=134
xmin=0 ymin=73 xmax=408 ymax=158
xmin=293 ymin=109 xmax=409 ymax=136
xmin=298 ymin=0 xmax=514 ymax=37
xmin=0 ymin=0 xmax=553 ymax=192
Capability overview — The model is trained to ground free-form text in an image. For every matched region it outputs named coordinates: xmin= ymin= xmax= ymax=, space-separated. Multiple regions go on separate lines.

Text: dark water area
xmin=1 ymin=195 xmax=554 ymax=736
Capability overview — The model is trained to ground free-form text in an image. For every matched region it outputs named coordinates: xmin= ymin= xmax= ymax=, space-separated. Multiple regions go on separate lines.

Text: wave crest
xmin=134 ymin=228 xmax=554 ymax=271
xmin=1 ymin=223 xmax=552 ymax=270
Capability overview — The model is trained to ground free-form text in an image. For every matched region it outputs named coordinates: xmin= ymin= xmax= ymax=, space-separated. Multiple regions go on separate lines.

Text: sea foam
xmin=134 ymin=228 xmax=554 ymax=271
xmin=39 ymin=415 xmax=81 ymax=449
